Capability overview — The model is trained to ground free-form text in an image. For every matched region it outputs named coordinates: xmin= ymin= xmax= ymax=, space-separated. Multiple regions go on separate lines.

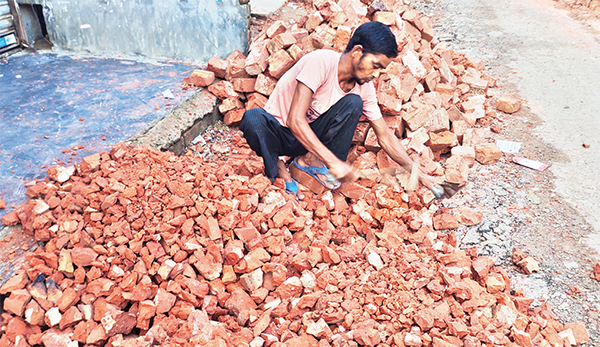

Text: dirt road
xmin=432 ymin=0 xmax=600 ymax=246
xmin=410 ymin=0 xmax=600 ymax=342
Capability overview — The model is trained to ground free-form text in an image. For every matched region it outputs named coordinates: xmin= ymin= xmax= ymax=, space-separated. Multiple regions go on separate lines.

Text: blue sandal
xmin=285 ymin=180 xmax=301 ymax=201
xmin=292 ymin=158 xmax=341 ymax=190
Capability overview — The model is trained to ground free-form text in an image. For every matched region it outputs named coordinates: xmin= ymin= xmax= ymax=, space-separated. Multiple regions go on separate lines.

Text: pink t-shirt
xmin=264 ymin=49 xmax=382 ymax=127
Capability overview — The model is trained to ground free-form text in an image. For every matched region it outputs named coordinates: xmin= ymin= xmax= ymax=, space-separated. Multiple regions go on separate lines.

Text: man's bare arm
xmin=286 ymin=82 xmax=357 ymax=180
xmin=369 ymin=117 xmax=439 ymax=189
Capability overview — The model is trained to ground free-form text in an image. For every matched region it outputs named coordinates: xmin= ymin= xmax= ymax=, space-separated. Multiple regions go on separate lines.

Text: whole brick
xmin=254 ymin=73 xmax=277 ymax=96
xmin=267 ymin=50 xmax=295 ymax=79
xmin=183 ymin=70 xmax=215 ymax=87
xmin=232 ymin=77 xmax=257 ymax=93
xmin=373 ymin=11 xmax=396 ymax=26
xmin=207 ymin=56 xmax=230 ymax=79
xmin=208 ymin=80 xmax=240 ymax=100
xmin=224 ymin=109 xmax=246 ymax=127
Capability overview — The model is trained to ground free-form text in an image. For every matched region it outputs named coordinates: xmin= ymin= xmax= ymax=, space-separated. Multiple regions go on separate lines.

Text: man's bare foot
xmin=277 ymin=160 xmax=304 ymax=199
xmin=296 ymin=152 xmax=322 ymax=168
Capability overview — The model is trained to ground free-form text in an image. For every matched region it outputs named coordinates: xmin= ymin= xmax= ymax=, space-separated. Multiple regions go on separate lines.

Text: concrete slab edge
xmin=125 ymin=89 xmax=221 ymax=155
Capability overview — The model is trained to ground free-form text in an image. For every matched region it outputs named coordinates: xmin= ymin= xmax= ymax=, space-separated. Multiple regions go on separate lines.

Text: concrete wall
xmin=19 ymin=0 xmax=249 ymax=62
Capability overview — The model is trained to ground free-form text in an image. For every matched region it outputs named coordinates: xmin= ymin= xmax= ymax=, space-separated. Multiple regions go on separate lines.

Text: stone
xmin=208 ymin=80 xmax=240 ymax=100
xmin=59 ymin=306 xmax=83 ymax=329
xmin=456 ymin=207 xmax=482 ymax=226
xmin=0 ymin=273 xmax=28 ymax=295
xmin=450 ymin=146 xmax=476 ymax=167
xmin=373 ymin=11 xmax=396 ymax=26
xmin=56 ymin=287 xmax=79 ymax=312
xmin=4 ymin=289 xmax=31 ymax=317
xmin=563 ymin=322 xmax=590 ymax=344
xmin=275 ymin=276 xmax=303 ymax=299
xmin=47 ymin=166 xmax=75 ymax=183
xmin=184 ymin=70 xmax=215 ymax=87
xmin=517 ymin=257 xmax=540 ymax=274
xmin=414 ymin=309 xmax=435 ymax=331
xmin=305 ymin=11 xmax=324 ymax=32
xmin=1 ymin=211 xmax=19 ymax=226
xmin=593 ymin=262 xmax=600 ymax=281
xmin=154 ymin=288 xmax=176 ymax=314
xmin=70 ymin=247 xmax=98 ymax=267
xmin=86 ymin=323 xmax=108 ymax=345
xmin=25 ymin=300 xmax=45 ymax=326
xmin=433 ymin=213 xmax=459 ymax=230
xmin=266 ymin=20 xmax=287 ymax=38
xmin=367 ymin=252 xmax=384 ymax=271
xmin=496 ymin=96 xmax=522 ymax=114
xmin=41 ymin=329 xmax=76 ymax=347
xmin=137 ymin=300 xmax=156 ymax=330
xmin=474 ymin=143 xmax=502 ymax=165
xmin=240 ymin=268 xmax=264 ymax=292
xmin=485 ymin=273 xmax=506 ymax=294
xmin=306 ymin=318 xmax=332 ymax=339
xmin=282 ymin=334 xmax=318 ymax=347
xmin=403 ymin=106 xmax=432 ymax=131
xmin=219 ymin=97 xmax=244 ymax=114
xmin=101 ymin=309 xmax=137 ymax=337
xmin=80 ymin=152 xmax=101 ymax=172
xmin=45 ymin=307 xmax=62 ymax=327
xmin=444 ymin=155 xmax=469 ymax=186
xmin=402 ymin=50 xmax=426 ymax=79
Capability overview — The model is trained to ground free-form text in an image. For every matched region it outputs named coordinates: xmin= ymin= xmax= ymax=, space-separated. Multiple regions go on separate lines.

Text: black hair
xmin=344 ymin=21 xmax=398 ymax=58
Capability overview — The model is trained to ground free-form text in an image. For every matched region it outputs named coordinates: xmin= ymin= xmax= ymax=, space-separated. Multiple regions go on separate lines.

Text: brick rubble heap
xmin=0 ymin=135 xmax=590 ymax=346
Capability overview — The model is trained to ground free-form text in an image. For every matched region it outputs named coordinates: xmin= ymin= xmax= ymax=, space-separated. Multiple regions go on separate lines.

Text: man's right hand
xmin=328 ymin=160 xmax=359 ymax=182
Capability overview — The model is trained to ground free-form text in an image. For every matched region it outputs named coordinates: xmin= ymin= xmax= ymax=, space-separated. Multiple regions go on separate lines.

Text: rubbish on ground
xmin=513 ymin=156 xmax=550 ymax=171
xmin=162 ymin=89 xmax=174 ymax=99
xmin=496 ymin=139 xmax=522 ymax=154
xmin=527 ymin=192 xmax=541 ymax=204
xmin=582 ymin=143 xmax=590 ymax=148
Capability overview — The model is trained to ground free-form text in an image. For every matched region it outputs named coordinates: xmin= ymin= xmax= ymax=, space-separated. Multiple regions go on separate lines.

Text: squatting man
xmin=240 ymin=21 xmax=443 ymax=199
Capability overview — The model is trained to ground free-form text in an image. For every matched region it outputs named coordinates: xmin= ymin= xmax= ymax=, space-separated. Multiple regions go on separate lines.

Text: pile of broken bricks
xmin=0 ymin=133 xmax=591 ymax=346
xmin=184 ymin=0 xmax=524 ymax=195
xmin=0 ymin=0 xmax=594 ymax=346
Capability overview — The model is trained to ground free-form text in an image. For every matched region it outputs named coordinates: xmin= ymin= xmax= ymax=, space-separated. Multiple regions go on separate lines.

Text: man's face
xmin=353 ymin=52 xmax=393 ymax=85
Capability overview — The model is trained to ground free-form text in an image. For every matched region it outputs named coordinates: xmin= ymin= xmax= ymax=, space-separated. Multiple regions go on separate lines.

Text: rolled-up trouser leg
xmin=278 ymin=94 xmax=364 ymax=160
xmin=239 ymin=108 xmax=284 ymax=180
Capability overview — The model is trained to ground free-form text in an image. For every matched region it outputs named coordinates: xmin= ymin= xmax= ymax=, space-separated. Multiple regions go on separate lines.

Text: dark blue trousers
xmin=239 ymin=94 xmax=363 ymax=179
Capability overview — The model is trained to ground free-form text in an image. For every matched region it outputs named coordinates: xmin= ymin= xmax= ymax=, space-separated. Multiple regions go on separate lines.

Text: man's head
xmin=344 ymin=21 xmax=398 ymax=85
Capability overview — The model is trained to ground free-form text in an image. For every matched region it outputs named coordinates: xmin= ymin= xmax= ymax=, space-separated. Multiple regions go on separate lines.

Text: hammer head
xmin=432 ymin=181 xmax=461 ymax=199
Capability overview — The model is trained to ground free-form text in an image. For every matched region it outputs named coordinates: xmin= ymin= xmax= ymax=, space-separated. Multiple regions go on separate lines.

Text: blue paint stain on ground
xmin=0 ymin=52 xmax=199 ymax=222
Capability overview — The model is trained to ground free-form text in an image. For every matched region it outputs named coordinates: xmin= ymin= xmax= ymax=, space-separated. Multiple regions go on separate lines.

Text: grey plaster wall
xmin=20 ymin=0 xmax=249 ymax=61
